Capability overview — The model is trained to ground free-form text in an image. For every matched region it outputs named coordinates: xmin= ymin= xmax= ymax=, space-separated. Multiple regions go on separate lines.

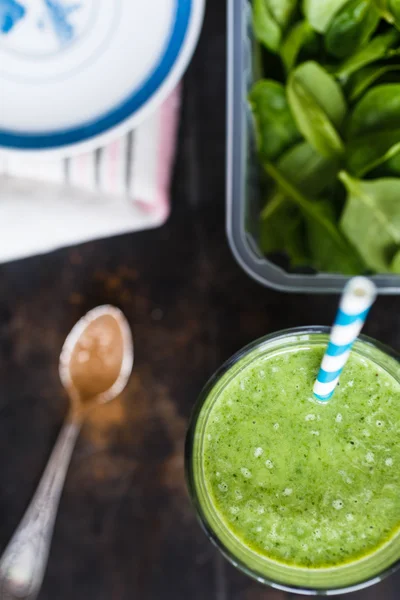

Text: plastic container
xmin=226 ymin=0 xmax=400 ymax=294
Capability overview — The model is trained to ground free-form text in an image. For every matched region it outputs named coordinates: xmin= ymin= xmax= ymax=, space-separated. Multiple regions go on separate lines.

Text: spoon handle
xmin=0 ymin=415 xmax=82 ymax=600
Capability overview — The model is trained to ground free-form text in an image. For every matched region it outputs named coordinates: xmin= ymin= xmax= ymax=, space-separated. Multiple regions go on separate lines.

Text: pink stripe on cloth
xmin=69 ymin=152 xmax=96 ymax=191
xmin=99 ymin=137 xmax=127 ymax=196
xmin=129 ymin=85 xmax=182 ymax=217
xmin=108 ymin=140 xmax=120 ymax=191
xmin=156 ymin=84 xmax=182 ymax=220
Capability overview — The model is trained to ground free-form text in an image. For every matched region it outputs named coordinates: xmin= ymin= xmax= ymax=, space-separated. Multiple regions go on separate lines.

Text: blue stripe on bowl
xmin=0 ymin=0 xmax=192 ymax=150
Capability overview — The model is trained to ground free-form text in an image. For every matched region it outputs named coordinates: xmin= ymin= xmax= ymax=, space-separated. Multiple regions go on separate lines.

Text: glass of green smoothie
xmin=185 ymin=327 xmax=400 ymax=594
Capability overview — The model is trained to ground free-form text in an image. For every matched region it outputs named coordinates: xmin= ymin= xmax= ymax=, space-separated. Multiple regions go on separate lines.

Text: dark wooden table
xmin=0 ymin=3 xmax=399 ymax=599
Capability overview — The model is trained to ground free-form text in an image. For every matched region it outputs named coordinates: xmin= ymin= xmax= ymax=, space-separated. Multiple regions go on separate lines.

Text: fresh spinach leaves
xmin=347 ymin=64 xmax=400 ymax=101
xmin=340 ymin=172 xmax=400 ymax=271
xmin=278 ymin=141 xmax=340 ymax=195
xmin=281 ymin=20 xmax=316 ymax=72
xmin=287 ymin=62 xmax=347 ymax=157
xmin=260 ymin=191 xmax=309 ymax=265
xmin=335 ymin=29 xmax=399 ymax=80
xmin=346 ymin=84 xmax=400 ymax=174
xmin=249 ymin=80 xmax=301 ymax=160
xmin=265 ymin=162 xmax=364 ymax=273
xmin=251 ymin=0 xmax=400 ymax=274
xmin=303 ymin=0 xmax=349 ymax=33
xmin=253 ymin=0 xmax=297 ymax=52
xmin=375 ymin=0 xmax=400 ymax=29
xmin=253 ymin=0 xmax=282 ymax=52
xmin=348 ymin=83 xmax=400 ymax=136
xmin=325 ymin=0 xmax=380 ymax=59
xmin=267 ymin=0 xmax=298 ymax=28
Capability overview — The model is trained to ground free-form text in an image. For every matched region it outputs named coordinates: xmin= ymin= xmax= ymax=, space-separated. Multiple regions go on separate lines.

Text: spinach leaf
xmin=340 ymin=171 xmax=400 ymax=271
xmin=335 ymin=29 xmax=399 ymax=79
xmin=346 ymin=128 xmax=400 ymax=175
xmin=376 ymin=0 xmax=400 ymax=28
xmin=374 ymin=0 xmax=394 ymax=21
xmin=267 ymin=0 xmax=298 ymax=28
xmin=253 ymin=0 xmax=297 ymax=53
xmin=303 ymin=0 xmax=349 ymax=33
xmin=325 ymin=0 xmax=381 ymax=59
xmin=260 ymin=191 xmax=309 ymax=265
xmin=347 ymin=64 xmax=400 ymax=101
xmin=264 ymin=162 xmax=365 ymax=273
xmin=346 ymin=84 xmax=400 ymax=173
xmin=278 ymin=141 xmax=340 ymax=194
xmin=253 ymin=0 xmax=282 ymax=52
xmin=348 ymin=83 xmax=400 ymax=136
xmin=287 ymin=61 xmax=346 ymax=157
xmin=249 ymin=80 xmax=301 ymax=160
xmin=389 ymin=0 xmax=400 ymax=25
xmin=262 ymin=146 xmax=345 ymax=269
xmin=281 ymin=20 xmax=316 ymax=71
xmin=391 ymin=248 xmax=400 ymax=271
xmin=383 ymin=148 xmax=400 ymax=173
xmin=374 ymin=0 xmax=389 ymax=13
xmin=305 ymin=199 xmax=357 ymax=273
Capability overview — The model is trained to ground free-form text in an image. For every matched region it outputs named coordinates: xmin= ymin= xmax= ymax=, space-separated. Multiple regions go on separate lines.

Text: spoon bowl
xmin=60 ymin=305 xmax=134 ymax=408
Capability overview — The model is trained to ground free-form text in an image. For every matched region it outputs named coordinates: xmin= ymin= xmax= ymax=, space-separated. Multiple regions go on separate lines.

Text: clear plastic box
xmin=226 ymin=0 xmax=400 ymax=294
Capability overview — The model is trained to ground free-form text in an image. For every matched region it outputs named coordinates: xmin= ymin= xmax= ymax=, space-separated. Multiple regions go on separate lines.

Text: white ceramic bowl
xmin=0 ymin=0 xmax=205 ymax=156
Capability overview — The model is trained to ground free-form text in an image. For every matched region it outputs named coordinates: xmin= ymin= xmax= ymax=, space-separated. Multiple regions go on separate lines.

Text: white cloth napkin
xmin=0 ymin=87 xmax=181 ymax=264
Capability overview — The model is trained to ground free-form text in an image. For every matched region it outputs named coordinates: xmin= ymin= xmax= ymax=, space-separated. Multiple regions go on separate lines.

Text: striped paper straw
xmin=313 ymin=277 xmax=377 ymax=402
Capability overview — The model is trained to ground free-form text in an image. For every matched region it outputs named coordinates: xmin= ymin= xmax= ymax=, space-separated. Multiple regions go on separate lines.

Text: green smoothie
xmin=189 ymin=333 xmax=400 ymax=581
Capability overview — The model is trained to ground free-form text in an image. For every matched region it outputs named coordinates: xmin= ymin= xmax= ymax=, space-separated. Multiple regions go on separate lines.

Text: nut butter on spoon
xmin=0 ymin=306 xmax=133 ymax=600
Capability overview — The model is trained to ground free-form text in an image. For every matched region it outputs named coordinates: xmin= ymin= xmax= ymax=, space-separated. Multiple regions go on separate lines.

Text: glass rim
xmin=185 ymin=326 xmax=400 ymax=596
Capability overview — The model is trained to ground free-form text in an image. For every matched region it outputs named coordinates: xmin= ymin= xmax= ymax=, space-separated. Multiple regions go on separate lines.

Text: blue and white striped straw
xmin=313 ymin=277 xmax=377 ymax=402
